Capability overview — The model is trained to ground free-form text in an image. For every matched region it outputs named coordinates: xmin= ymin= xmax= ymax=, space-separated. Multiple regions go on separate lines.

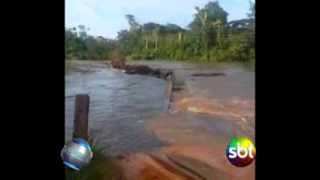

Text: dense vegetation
xmin=65 ymin=1 xmax=255 ymax=63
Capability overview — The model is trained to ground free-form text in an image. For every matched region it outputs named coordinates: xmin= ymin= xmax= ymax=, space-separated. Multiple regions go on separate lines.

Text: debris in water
xmin=191 ymin=72 xmax=225 ymax=77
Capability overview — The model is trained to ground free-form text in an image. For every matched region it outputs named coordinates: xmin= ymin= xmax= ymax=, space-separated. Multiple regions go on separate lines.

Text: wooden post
xmin=73 ymin=94 xmax=89 ymax=140
xmin=165 ymin=72 xmax=174 ymax=110
xmin=165 ymin=78 xmax=173 ymax=98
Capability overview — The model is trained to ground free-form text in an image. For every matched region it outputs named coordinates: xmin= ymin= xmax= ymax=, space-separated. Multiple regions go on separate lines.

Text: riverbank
xmin=65 ymin=59 xmax=254 ymax=73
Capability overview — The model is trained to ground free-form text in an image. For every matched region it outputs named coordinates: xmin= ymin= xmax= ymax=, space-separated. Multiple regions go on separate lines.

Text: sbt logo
xmin=226 ymin=137 xmax=256 ymax=167
xmin=228 ymin=143 xmax=255 ymax=159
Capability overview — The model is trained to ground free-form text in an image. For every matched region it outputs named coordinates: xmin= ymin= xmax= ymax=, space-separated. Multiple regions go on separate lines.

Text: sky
xmin=66 ymin=0 xmax=254 ymax=39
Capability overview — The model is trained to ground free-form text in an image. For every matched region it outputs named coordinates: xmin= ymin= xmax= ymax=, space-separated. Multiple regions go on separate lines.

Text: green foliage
xmin=65 ymin=1 xmax=255 ymax=64
xmin=127 ymin=53 xmax=143 ymax=60
xmin=209 ymin=48 xmax=227 ymax=62
xmin=228 ymin=33 xmax=252 ymax=61
xmin=65 ymin=26 xmax=116 ymax=60
xmin=110 ymin=49 xmax=126 ymax=61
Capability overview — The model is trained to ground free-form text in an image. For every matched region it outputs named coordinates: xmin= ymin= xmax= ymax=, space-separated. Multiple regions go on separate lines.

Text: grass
xmin=65 ymin=145 xmax=122 ymax=180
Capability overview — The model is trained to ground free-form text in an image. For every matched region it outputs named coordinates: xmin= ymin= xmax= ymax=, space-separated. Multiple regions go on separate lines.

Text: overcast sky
xmin=66 ymin=0 xmax=254 ymax=39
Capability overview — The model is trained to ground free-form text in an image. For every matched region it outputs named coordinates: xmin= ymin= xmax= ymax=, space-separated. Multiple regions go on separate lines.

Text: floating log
xmin=111 ymin=58 xmax=126 ymax=69
xmin=191 ymin=72 xmax=225 ymax=77
xmin=111 ymin=59 xmax=173 ymax=80
xmin=124 ymin=64 xmax=154 ymax=75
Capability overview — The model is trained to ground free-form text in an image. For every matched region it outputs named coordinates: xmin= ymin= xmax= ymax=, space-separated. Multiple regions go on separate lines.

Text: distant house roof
xmin=227 ymin=18 xmax=253 ymax=29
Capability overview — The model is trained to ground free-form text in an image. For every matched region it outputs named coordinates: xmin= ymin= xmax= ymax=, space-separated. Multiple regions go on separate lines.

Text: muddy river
xmin=65 ymin=61 xmax=255 ymax=158
xmin=65 ymin=61 xmax=167 ymax=155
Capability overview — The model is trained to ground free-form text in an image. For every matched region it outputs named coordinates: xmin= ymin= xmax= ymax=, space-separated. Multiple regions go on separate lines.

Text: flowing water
xmin=65 ymin=60 xmax=255 ymax=156
xmin=65 ymin=61 xmax=167 ymax=155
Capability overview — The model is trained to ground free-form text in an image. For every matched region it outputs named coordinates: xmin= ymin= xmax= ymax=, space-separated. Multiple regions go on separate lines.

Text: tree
xmin=66 ymin=1 xmax=254 ymax=63
xmin=248 ymin=1 xmax=255 ymax=36
xmin=65 ymin=26 xmax=116 ymax=60
xmin=125 ymin=14 xmax=140 ymax=31
xmin=78 ymin=25 xmax=90 ymax=40
xmin=189 ymin=1 xmax=228 ymax=61
xmin=247 ymin=1 xmax=255 ymax=20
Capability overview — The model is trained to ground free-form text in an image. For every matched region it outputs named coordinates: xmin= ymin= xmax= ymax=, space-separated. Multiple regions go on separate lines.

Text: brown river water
xmin=65 ymin=61 xmax=255 ymax=159
xmin=65 ymin=61 xmax=167 ymax=155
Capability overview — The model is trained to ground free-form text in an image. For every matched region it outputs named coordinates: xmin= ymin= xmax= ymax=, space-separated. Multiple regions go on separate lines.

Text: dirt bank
xmin=117 ymin=145 xmax=254 ymax=180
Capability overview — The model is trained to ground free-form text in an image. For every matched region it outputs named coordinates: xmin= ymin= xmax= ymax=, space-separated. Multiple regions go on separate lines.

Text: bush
xmin=174 ymin=49 xmax=184 ymax=60
xmin=226 ymin=33 xmax=252 ymax=62
xmin=209 ymin=48 xmax=223 ymax=62
xmin=127 ymin=53 xmax=142 ymax=60
xmin=249 ymin=48 xmax=255 ymax=62
xmin=110 ymin=50 xmax=126 ymax=61
xmin=140 ymin=49 xmax=158 ymax=60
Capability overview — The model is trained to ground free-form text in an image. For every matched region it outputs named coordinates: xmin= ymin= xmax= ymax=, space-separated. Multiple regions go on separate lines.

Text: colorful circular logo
xmin=226 ymin=136 xmax=256 ymax=167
